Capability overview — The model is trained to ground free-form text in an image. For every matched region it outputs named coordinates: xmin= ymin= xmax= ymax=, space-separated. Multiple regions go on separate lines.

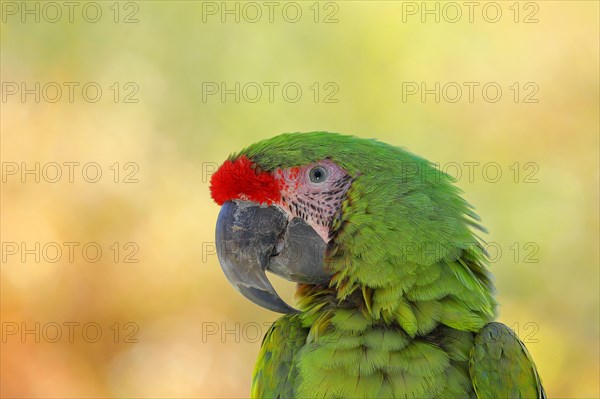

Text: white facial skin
xmin=274 ymin=159 xmax=352 ymax=242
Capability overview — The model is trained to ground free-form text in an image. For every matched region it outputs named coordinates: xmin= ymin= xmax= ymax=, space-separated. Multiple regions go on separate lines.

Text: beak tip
xmin=238 ymin=285 xmax=299 ymax=314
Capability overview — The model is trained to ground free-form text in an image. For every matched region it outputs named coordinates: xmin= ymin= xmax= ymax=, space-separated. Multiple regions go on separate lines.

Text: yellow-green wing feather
xmin=470 ymin=322 xmax=546 ymax=399
xmin=251 ymin=314 xmax=308 ymax=399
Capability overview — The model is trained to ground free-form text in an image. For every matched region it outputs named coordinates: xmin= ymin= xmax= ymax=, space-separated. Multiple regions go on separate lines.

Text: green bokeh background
xmin=1 ymin=1 xmax=598 ymax=397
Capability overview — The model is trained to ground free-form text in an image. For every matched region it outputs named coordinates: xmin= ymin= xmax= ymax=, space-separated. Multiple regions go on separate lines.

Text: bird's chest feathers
xmin=294 ymin=324 xmax=473 ymax=398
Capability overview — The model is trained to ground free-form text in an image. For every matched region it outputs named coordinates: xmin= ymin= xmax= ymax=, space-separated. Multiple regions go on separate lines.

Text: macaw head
xmin=210 ymin=132 xmax=491 ymax=317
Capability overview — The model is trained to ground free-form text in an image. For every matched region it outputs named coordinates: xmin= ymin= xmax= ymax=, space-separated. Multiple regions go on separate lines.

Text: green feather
xmin=470 ymin=322 xmax=546 ymax=399
xmin=221 ymin=132 xmax=544 ymax=398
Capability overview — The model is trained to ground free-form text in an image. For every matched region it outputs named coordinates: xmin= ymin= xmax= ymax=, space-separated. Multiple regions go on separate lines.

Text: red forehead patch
xmin=210 ymin=156 xmax=281 ymax=205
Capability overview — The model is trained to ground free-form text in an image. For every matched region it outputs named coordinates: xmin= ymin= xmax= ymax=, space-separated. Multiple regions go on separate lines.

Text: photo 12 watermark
xmin=201 ymin=240 xmax=540 ymax=265
xmin=1 ymin=241 xmax=140 ymax=264
xmin=200 ymin=161 xmax=539 ymax=184
xmin=200 ymin=1 xmax=339 ymax=23
xmin=401 ymin=81 xmax=540 ymax=104
xmin=1 ymin=162 xmax=140 ymax=184
xmin=201 ymin=81 xmax=339 ymax=104
xmin=1 ymin=82 xmax=140 ymax=103
xmin=2 ymin=321 xmax=139 ymax=343
xmin=1 ymin=1 xmax=140 ymax=24
xmin=400 ymin=2 xmax=539 ymax=24
xmin=200 ymin=320 xmax=540 ymax=344
xmin=405 ymin=161 xmax=540 ymax=184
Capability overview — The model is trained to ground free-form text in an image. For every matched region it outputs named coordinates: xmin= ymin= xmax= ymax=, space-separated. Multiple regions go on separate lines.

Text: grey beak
xmin=215 ymin=200 xmax=332 ymax=313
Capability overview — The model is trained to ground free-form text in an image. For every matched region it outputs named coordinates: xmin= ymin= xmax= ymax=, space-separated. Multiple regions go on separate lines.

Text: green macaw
xmin=210 ymin=132 xmax=545 ymax=399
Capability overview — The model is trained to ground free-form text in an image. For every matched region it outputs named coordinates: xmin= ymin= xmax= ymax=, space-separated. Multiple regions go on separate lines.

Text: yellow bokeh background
xmin=1 ymin=1 xmax=598 ymax=398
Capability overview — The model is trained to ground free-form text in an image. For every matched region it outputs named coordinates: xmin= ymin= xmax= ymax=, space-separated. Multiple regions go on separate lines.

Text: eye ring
xmin=309 ymin=166 xmax=328 ymax=183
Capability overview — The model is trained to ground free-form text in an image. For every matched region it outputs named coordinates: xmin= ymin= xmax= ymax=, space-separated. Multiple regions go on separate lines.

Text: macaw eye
xmin=309 ymin=166 xmax=328 ymax=183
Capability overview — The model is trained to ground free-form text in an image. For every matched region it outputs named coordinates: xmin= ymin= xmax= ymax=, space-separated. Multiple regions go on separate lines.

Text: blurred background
xmin=1 ymin=1 xmax=598 ymax=398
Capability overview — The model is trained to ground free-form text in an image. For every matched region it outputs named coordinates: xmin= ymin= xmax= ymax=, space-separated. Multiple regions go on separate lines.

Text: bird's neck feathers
xmin=295 ymin=184 xmax=497 ymax=337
